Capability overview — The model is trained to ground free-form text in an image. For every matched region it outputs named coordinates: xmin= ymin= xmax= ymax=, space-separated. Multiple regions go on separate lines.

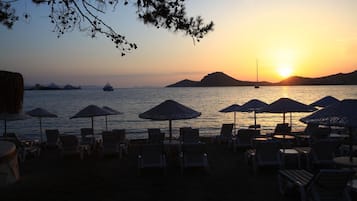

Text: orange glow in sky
xmin=1 ymin=0 xmax=357 ymax=87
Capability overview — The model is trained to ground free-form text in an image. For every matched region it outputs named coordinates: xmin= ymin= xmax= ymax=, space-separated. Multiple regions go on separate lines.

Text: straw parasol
xmin=219 ymin=104 xmax=241 ymax=134
xmin=239 ymin=99 xmax=268 ymax=129
xmin=139 ymin=100 xmax=201 ymax=140
xmin=26 ymin=108 xmax=58 ymax=143
xmin=70 ymin=105 xmax=111 ymax=131
xmin=0 ymin=112 xmax=29 ymax=134
xmin=310 ymin=96 xmax=340 ymax=108
xmin=260 ymin=97 xmax=317 ymax=126
xmin=102 ymin=106 xmax=123 ymax=131
xmin=301 ymin=99 xmax=357 ymax=161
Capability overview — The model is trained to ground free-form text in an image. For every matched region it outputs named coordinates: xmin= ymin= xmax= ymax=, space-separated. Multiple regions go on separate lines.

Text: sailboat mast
xmin=254 ymin=59 xmax=260 ymax=88
xmin=256 ymin=59 xmax=259 ymax=83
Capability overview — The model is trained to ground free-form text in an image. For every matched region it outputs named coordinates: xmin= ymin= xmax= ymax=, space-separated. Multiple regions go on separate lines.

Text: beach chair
xmin=180 ymin=143 xmax=209 ymax=174
xmin=59 ymin=135 xmax=83 ymax=160
xmin=182 ymin=128 xmax=200 ymax=144
xmin=112 ymin=129 xmax=129 ymax=157
xmin=215 ymin=123 xmax=234 ymax=144
xmin=233 ymin=129 xmax=260 ymax=151
xmin=310 ymin=127 xmax=330 ymax=143
xmin=137 ymin=144 xmax=166 ymax=175
xmin=101 ymin=131 xmax=121 ymax=158
xmin=80 ymin=128 xmax=95 ymax=146
xmin=309 ymin=139 xmax=341 ymax=170
xmin=2 ymin=133 xmax=40 ymax=162
xmin=252 ymin=140 xmax=282 ymax=173
xmin=278 ymin=169 xmax=355 ymax=201
xmin=147 ymin=128 xmax=165 ymax=144
xmin=274 ymin=123 xmax=291 ymax=135
xmin=45 ymin=129 xmax=60 ymax=148
xmin=179 ymin=127 xmax=192 ymax=141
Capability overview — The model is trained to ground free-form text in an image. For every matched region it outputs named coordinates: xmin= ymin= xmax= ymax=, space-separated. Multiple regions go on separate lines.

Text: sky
xmin=1 ymin=0 xmax=357 ymax=87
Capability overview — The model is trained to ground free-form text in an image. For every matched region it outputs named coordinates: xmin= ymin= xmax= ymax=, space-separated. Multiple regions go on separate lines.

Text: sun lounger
xmin=278 ymin=169 xmax=355 ymax=201
xmin=147 ymin=128 xmax=165 ymax=144
xmin=137 ymin=144 xmax=166 ymax=175
xmin=215 ymin=123 xmax=234 ymax=145
xmin=101 ymin=131 xmax=121 ymax=158
xmin=45 ymin=129 xmax=60 ymax=148
xmin=309 ymin=139 xmax=341 ymax=170
xmin=180 ymin=143 xmax=209 ymax=174
xmin=59 ymin=135 xmax=83 ymax=160
xmin=112 ymin=129 xmax=129 ymax=157
xmin=251 ymin=140 xmax=282 ymax=173
xmin=233 ymin=129 xmax=260 ymax=151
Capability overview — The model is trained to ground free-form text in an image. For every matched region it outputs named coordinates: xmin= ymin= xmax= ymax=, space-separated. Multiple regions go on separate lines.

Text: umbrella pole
xmin=169 ymin=120 xmax=172 ymax=141
xmin=283 ymin=113 xmax=286 ymax=124
xmin=234 ymin=112 xmax=236 ymax=135
xmin=254 ymin=111 xmax=257 ymax=130
xmin=349 ymin=127 xmax=353 ymax=162
xmin=290 ymin=112 xmax=292 ymax=127
xmin=105 ymin=116 xmax=108 ymax=131
xmin=39 ymin=118 xmax=43 ymax=143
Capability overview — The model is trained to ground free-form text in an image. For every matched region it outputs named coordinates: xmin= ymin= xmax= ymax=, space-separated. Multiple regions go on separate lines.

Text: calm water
xmin=3 ymin=86 xmax=357 ymax=140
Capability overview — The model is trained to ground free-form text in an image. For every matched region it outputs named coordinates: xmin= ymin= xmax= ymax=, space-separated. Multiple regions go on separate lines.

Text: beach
xmin=0 ymin=138 xmax=296 ymax=201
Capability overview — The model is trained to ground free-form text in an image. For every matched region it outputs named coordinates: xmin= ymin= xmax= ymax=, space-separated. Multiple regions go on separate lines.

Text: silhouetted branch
xmin=0 ymin=0 xmax=214 ymax=56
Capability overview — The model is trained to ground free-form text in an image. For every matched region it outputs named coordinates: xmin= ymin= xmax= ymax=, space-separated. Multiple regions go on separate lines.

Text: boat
xmin=103 ymin=83 xmax=114 ymax=91
xmin=254 ymin=59 xmax=260 ymax=88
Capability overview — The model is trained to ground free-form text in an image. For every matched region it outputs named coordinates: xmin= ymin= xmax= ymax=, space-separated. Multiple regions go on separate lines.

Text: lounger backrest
xmin=308 ymin=169 xmax=355 ymax=201
xmin=102 ymin=131 xmax=118 ymax=147
xmin=182 ymin=129 xmax=200 ymax=144
xmin=112 ymin=129 xmax=126 ymax=142
xmin=179 ymin=127 xmax=192 ymax=140
xmin=236 ymin=129 xmax=256 ymax=145
xmin=310 ymin=139 xmax=341 ymax=162
xmin=255 ymin=141 xmax=281 ymax=164
xmin=220 ymin=123 xmax=233 ymax=137
xmin=148 ymin=128 xmax=164 ymax=144
xmin=45 ymin=129 xmax=59 ymax=144
xmin=274 ymin=123 xmax=291 ymax=134
xmin=182 ymin=143 xmax=206 ymax=164
xmin=310 ymin=127 xmax=330 ymax=142
xmin=60 ymin=135 xmax=78 ymax=148
xmin=80 ymin=128 xmax=93 ymax=137
xmin=140 ymin=144 xmax=164 ymax=164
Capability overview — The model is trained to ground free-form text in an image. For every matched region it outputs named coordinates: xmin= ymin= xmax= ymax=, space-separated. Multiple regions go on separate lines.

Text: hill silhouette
xmin=166 ymin=70 xmax=357 ymax=87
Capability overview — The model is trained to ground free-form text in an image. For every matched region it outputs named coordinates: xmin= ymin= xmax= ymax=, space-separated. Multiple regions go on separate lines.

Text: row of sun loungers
xmin=1 ymin=122 xmax=356 ymax=200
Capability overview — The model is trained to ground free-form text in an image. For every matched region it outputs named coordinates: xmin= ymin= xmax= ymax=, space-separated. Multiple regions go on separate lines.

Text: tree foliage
xmin=0 ymin=0 xmax=214 ymax=56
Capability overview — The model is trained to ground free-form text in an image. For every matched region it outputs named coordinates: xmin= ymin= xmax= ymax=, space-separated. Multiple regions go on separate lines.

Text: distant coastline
xmin=25 ymin=83 xmax=81 ymax=90
xmin=166 ymin=70 xmax=357 ymax=87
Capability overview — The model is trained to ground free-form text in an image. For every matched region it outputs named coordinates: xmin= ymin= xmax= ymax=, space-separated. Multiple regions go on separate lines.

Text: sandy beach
xmin=0 ymin=138 xmax=297 ymax=201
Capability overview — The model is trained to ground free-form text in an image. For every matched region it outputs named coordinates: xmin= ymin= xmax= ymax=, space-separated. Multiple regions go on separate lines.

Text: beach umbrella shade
xmin=102 ymin=106 xmax=123 ymax=131
xmin=310 ymin=96 xmax=340 ymax=108
xmin=260 ymin=97 xmax=317 ymax=126
xmin=300 ymin=99 xmax=357 ymax=161
xmin=239 ymin=99 xmax=268 ymax=129
xmin=219 ymin=104 xmax=241 ymax=134
xmin=139 ymin=100 xmax=201 ymax=140
xmin=26 ymin=108 xmax=58 ymax=143
xmin=70 ymin=105 xmax=111 ymax=132
xmin=0 ymin=112 xmax=29 ymax=134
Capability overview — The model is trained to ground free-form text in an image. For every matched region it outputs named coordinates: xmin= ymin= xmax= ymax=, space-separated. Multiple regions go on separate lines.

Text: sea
xmin=3 ymin=85 xmax=357 ymax=140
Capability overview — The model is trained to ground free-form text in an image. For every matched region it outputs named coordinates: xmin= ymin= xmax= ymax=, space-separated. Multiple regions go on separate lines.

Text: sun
xmin=277 ymin=63 xmax=293 ymax=78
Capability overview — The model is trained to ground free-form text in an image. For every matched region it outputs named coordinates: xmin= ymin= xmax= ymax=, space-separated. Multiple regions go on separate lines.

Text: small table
xmin=333 ymin=156 xmax=357 ymax=167
xmin=273 ymin=135 xmax=296 ymax=140
xmin=280 ymin=148 xmax=301 ymax=169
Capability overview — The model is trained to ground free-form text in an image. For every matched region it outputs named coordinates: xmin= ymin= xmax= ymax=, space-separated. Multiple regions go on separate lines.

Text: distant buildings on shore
xmin=25 ymin=83 xmax=81 ymax=90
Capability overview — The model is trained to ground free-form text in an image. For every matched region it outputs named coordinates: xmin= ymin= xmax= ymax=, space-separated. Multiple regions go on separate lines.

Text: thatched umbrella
xmin=26 ymin=108 xmax=58 ymax=143
xmin=139 ymin=100 xmax=201 ymax=140
xmin=102 ymin=106 xmax=123 ymax=131
xmin=310 ymin=96 xmax=340 ymax=108
xmin=219 ymin=104 xmax=241 ymax=134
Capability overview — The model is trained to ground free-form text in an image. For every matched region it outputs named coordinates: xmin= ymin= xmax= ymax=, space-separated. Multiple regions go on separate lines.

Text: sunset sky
xmin=1 ymin=0 xmax=357 ymax=87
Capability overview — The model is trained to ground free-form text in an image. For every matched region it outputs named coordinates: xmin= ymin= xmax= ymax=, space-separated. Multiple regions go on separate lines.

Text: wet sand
xmin=1 ymin=138 xmax=297 ymax=201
